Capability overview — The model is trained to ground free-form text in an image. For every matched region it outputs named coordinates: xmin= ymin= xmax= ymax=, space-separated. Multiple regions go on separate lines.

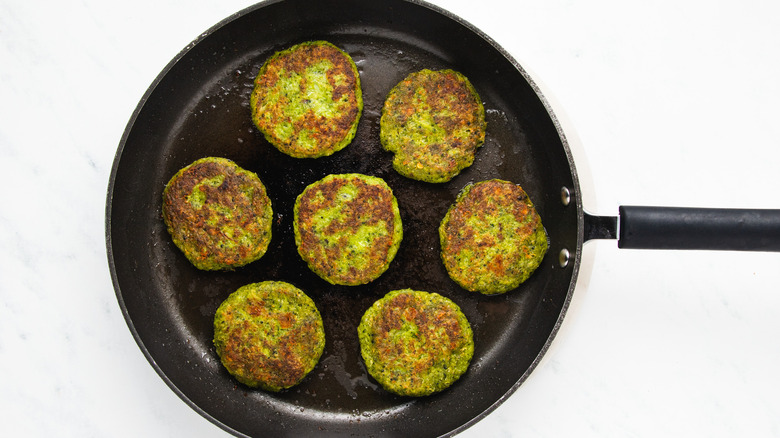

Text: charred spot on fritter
xmin=293 ymin=173 xmax=403 ymax=286
xmin=250 ymin=40 xmax=363 ymax=158
xmin=380 ymin=69 xmax=485 ymax=183
xmin=162 ymin=157 xmax=273 ymax=270
xmin=213 ymin=281 xmax=325 ymax=391
xmin=439 ymin=179 xmax=547 ymax=294
xmin=358 ymin=289 xmax=474 ymax=397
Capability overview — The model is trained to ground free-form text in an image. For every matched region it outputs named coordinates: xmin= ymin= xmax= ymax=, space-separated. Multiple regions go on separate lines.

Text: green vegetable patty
xmin=250 ymin=40 xmax=363 ymax=158
xmin=440 ymin=179 xmax=547 ymax=294
xmin=162 ymin=157 xmax=273 ymax=270
xmin=380 ymin=69 xmax=486 ymax=183
xmin=358 ymin=289 xmax=474 ymax=397
xmin=213 ymin=281 xmax=325 ymax=391
xmin=294 ymin=173 xmax=403 ymax=286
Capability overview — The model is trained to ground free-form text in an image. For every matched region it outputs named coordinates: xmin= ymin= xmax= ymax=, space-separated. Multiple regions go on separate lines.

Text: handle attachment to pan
xmin=584 ymin=207 xmax=780 ymax=251
xmin=617 ymin=206 xmax=780 ymax=251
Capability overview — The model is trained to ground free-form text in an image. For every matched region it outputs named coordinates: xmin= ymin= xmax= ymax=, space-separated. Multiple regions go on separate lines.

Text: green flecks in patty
xmin=293 ymin=173 xmax=403 ymax=286
xmin=162 ymin=157 xmax=273 ymax=271
xmin=439 ymin=179 xmax=548 ymax=295
xmin=213 ymin=281 xmax=325 ymax=391
xmin=358 ymin=289 xmax=474 ymax=397
xmin=250 ymin=41 xmax=363 ymax=159
xmin=380 ymin=69 xmax=485 ymax=183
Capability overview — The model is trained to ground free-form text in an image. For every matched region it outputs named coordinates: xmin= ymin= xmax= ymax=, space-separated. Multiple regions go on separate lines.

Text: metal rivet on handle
xmin=560 ymin=186 xmax=571 ymax=206
xmin=558 ymin=248 xmax=570 ymax=268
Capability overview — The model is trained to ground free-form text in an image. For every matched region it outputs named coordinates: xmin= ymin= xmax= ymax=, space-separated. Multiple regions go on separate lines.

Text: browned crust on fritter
xmin=373 ymin=292 xmax=467 ymax=357
xmin=251 ymin=41 xmax=362 ymax=158
xmin=214 ymin=282 xmax=324 ymax=391
xmin=219 ymin=305 xmax=316 ymax=389
xmin=358 ymin=289 xmax=473 ymax=396
xmin=162 ymin=158 xmax=272 ymax=270
xmin=442 ymin=182 xmax=537 ymax=253
xmin=294 ymin=174 xmax=400 ymax=285
xmin=380 ymin=69 xmax=485 ymax=182
xmin=440 ymin=179 xmax=546 ymax=293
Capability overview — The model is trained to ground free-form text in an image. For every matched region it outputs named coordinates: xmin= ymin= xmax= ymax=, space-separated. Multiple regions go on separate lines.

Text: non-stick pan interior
xmin=107 ymin=0 xmax=582 ymax=436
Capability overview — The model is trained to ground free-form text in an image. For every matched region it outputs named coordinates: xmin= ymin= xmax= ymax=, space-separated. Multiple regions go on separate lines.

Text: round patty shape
xmin=294 ymin=174 xmax=402 ymax=286
xmin=440 ymin=179 xmax=548 ymax=294
xmin=213 ymin=281 xmax=325 ymax=392
xmin=380 ymin=69 xmax=486 ymax=183
xmin=162 ymin=157 xmax=273 ymax=271
xmin=250 ymin=40 xmax=363 ymax=158
xmin=358 ymin=289 xmax=474 ymax=397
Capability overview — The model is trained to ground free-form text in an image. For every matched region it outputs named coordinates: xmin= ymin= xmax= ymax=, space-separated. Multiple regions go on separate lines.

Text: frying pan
xmin=105 ymin=0 xmax=780 ymax=436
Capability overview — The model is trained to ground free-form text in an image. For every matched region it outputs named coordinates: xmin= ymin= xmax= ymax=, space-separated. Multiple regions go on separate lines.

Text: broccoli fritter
xmin=213 ymin=281 xmax=325 ymax=391
xmin=250 ymin=40 xmax=363 ymax=158
xmin=439 ymin=179 xmax=547 ymax=294
xmin=293 ymin=173 xmax=403 ymax=286
xmin=358 ymin=289 xmax=474 ymax=397
xmin=162 ymin=157 xmax=273 ymax=270
xmin=380 ymin=69 xmax=485 ymax=183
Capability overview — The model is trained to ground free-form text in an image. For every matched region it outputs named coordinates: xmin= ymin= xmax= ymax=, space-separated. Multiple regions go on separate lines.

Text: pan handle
xmin=589 ymin=206 xmax=780 ymax=251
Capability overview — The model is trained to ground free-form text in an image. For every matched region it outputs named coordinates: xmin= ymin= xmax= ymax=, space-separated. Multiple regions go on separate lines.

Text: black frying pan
xmin=105 ymin=0 xmax=780 ymax=436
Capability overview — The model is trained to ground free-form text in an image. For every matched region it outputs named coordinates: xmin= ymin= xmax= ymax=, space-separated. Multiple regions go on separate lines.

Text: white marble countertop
xmin=3 ymin=0 xmax=780 ymax=436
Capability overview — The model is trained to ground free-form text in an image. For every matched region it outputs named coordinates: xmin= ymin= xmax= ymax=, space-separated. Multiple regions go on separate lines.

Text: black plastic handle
xmin=617 ymin=206 xmax=780 ymax=251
